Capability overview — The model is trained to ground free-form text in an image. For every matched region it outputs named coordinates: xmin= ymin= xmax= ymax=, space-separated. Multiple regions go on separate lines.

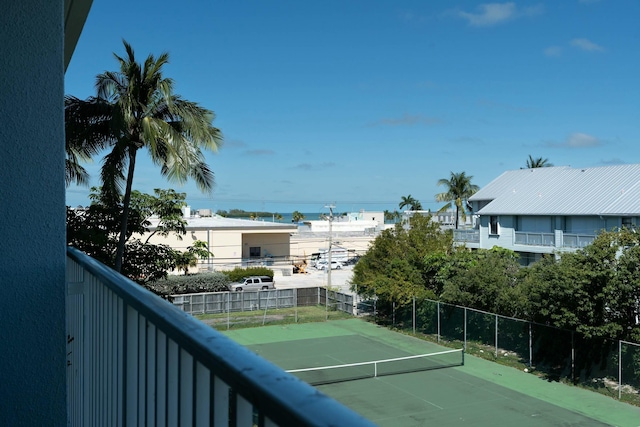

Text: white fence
xmin=172 ymin=287 xmax=355 ymax=316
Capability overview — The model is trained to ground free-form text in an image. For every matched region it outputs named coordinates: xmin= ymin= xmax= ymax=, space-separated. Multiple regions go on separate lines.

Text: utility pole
xmin=325 ymin=204 xmax=335 ymax=289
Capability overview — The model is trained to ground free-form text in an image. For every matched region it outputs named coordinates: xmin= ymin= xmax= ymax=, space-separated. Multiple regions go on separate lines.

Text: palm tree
xmin=64 ymin=95 xmax=113 ymax=186
xmin=292 ymin=211 xmax=305 ymax=222
xmin=525 ymin=155 xmax=553 ymax=168
xmin=66 ymin=41 xmax=222 ymax=272
xmin=435 ymin=172 xmax=479 ymax=229
xmin=399 ymin=194 xmax=423 ymax=211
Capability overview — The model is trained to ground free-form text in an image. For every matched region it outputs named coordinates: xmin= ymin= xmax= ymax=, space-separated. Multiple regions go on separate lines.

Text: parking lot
xmin=274 ymin=263 xmax=355 ymax=294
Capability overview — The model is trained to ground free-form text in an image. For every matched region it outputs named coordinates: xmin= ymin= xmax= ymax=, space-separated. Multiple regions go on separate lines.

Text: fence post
xmin=295 ymin=288 xmax=298 ymax=323
xmin=495 ymin=314 xmax=498 ymax=358
xmin=392 ymin=301 xmax=395 ymax=327
xmin=227 ymin=292 xmax=230 ymax=330
xmin=437 ymin=301 xmax=440 ymax=343
xmin=571 ymin=331 xmax=575 ymax=382
xmin=529 ymin=322 xmax=533 ymax=368
xmin=412 ymin=296 xmax=416 ymax=335
xmin=463 ymin=307 xmax=467 ymax=351
xmin=618 ymin=340 xmax=622 ymax=400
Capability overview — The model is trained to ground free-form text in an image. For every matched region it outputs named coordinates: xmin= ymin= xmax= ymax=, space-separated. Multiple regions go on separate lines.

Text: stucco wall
xmin=0 ymin=1 xmax=67 ymax=424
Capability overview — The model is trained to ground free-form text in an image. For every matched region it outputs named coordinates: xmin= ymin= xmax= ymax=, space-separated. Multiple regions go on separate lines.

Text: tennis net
xmin=286 ymin=348 xmax=464 ymax=386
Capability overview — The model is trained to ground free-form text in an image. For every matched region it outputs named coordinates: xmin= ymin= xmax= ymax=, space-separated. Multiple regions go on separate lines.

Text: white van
xmin=316 ymin=260 xmax=343 ymax=270
xmin=230 ymin=276 xmax=275 ymax=291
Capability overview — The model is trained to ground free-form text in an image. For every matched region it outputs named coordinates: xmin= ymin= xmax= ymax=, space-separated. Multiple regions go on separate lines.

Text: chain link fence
xmin=376 ymin=297 xmax=640 ymax=404
xmin=172 ymin=287 xmax=355 ymax=330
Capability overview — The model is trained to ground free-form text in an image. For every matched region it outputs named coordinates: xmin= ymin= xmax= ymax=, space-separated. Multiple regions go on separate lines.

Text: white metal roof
xmin=470 ymin=164 xmax=640 ymax=216
xmin=148 ymin=215 xmax=299 ymax=231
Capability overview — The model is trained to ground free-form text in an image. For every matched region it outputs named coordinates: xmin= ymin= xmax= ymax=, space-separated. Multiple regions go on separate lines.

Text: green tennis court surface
xmin=223 ymin=319 xmax=640 ymax=426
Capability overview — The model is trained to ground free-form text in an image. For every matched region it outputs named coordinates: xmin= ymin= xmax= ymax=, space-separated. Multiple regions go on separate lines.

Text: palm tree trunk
xmin=114 ymin=148 xmax=138 ymax=272
xmin=455 ymin=206 xmax=459 ymax=229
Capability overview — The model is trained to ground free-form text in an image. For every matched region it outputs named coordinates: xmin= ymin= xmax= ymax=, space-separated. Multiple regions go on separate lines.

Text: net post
xmin=462 ymin=348 xmax=465 ymax=366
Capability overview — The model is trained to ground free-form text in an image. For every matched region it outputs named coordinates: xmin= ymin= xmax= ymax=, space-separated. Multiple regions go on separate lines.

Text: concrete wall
xmin=0 ymin=1 xmax=67 ymax=424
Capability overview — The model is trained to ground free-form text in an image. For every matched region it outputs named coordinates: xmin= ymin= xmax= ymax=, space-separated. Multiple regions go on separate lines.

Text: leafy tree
xmin=274 ymin=213 xmax=283 ymax=221
xmin=175 ymin=240 xmax=213 ymax=275
xmin=435 ymin=171 xmax=479 ymax=229
xmin=521 ymin=229 xmax=640 ymax=341
xmin=292 ymin=211 xmax=305 ymax=222
xmin=351 ymin=215 xmax=452 ymax=305
xmin=399 ymin=194 xmax=422 ymax=211
xmin=65 ymin=40 xmax=222 ymax=273
xmin=524 ymin=155 xmax=553 ymax=168
xmin=438 ymin=248 xmax=524 ymax=316
xmin=128 ymin=188 xmax=188 ymax=243
xmin=66 ymin=188 xmax=187 ymax=284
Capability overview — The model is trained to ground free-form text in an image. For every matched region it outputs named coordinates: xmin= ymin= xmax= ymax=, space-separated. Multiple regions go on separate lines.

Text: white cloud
xmin=566 ymin=133 xmax=601 ymax=147
xmin=544 ymin=46 xmax=562 ymax=57
xmin=542 ymin=133 xmax=602 ymax=148
xmin=455 ymin=3 xmax=543 ymax=27
xmin=370 ymin=113 xmax=442 ymax=127
xmin=570 ymin=38 xmax=605 ymax=52
xmin=244 ymin=149 xmax=275 ymax=156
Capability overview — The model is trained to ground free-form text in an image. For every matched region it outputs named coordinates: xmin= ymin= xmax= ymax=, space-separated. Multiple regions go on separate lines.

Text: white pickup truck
xmin=229 ymin=276 xmax=275 ymax=291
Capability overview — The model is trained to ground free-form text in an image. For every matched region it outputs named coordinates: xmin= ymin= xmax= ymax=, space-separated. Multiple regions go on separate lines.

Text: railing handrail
xmin=67 ymin=247 xmax=373 ymax=426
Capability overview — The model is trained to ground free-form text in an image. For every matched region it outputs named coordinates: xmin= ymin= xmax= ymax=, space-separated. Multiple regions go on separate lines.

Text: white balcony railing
xmin=514 ymin=231 xmax=555 ymax=247
xmin=562 ymin=233 xmax=596 ymax=248
xmin=66 ymin=247 xmax=373 ymax=426
xmin=452 ymin=229 xmax=480 ymax=243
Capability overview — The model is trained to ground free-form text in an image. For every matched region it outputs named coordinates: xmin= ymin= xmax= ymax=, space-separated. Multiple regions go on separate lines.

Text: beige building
xmin=141 ymin=215 xmax=298 ymax=271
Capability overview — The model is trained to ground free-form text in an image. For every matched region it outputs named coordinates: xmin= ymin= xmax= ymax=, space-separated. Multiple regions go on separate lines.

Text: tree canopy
xmin=351 ymin=226 xmax=640 ymax=343
xmin=399 ymin=194 xmax=423 ymax=211
xmin=524 ymin=155 xmax=553 ymax=168
xmin=351 ymin=214 xmax=452 ymax=305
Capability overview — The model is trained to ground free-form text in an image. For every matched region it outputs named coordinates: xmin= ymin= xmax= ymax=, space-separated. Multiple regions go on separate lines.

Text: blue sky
xmin=65 ymin=0 xmax=640 ymax=215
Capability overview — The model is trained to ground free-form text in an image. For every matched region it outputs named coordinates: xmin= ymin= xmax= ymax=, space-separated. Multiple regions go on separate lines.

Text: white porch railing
xmin=66 ymin=247 xmax=373 ymax=426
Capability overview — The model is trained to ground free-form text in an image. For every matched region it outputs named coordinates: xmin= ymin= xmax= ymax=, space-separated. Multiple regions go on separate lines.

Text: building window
xmin=490 ymin=216 xmax=499 ymax=235
xmin=622 ymin=217 xmax=635 ymax=229
xmin=249 ymin=246 xmax=261 ymax=258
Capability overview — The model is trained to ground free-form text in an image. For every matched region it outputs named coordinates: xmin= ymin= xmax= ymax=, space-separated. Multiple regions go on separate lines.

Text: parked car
xmin=316 ymin=260 xmax=343 ymax=270
xmin=229 ymin=276 xmax=275 ymax=291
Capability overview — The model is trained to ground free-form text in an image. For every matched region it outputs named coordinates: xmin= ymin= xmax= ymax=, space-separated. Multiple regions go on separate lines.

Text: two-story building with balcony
xmin=454 ymin=164 xmax=640 ymax=265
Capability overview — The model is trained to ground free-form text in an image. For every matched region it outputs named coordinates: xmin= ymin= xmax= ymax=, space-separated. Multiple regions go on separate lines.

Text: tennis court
xmin=223 ymin=319 xmax=640 ymax=426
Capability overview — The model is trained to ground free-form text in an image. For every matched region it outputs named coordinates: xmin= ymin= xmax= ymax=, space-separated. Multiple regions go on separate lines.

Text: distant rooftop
xmin=148 ymin=215 xmax=299 ymax=231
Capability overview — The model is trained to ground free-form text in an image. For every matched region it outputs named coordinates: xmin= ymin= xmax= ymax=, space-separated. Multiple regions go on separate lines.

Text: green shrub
xmin=226 ymin=267 xmax=274 ymax=282
xmin=146 ymin=272 xmax=231 ymax=296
